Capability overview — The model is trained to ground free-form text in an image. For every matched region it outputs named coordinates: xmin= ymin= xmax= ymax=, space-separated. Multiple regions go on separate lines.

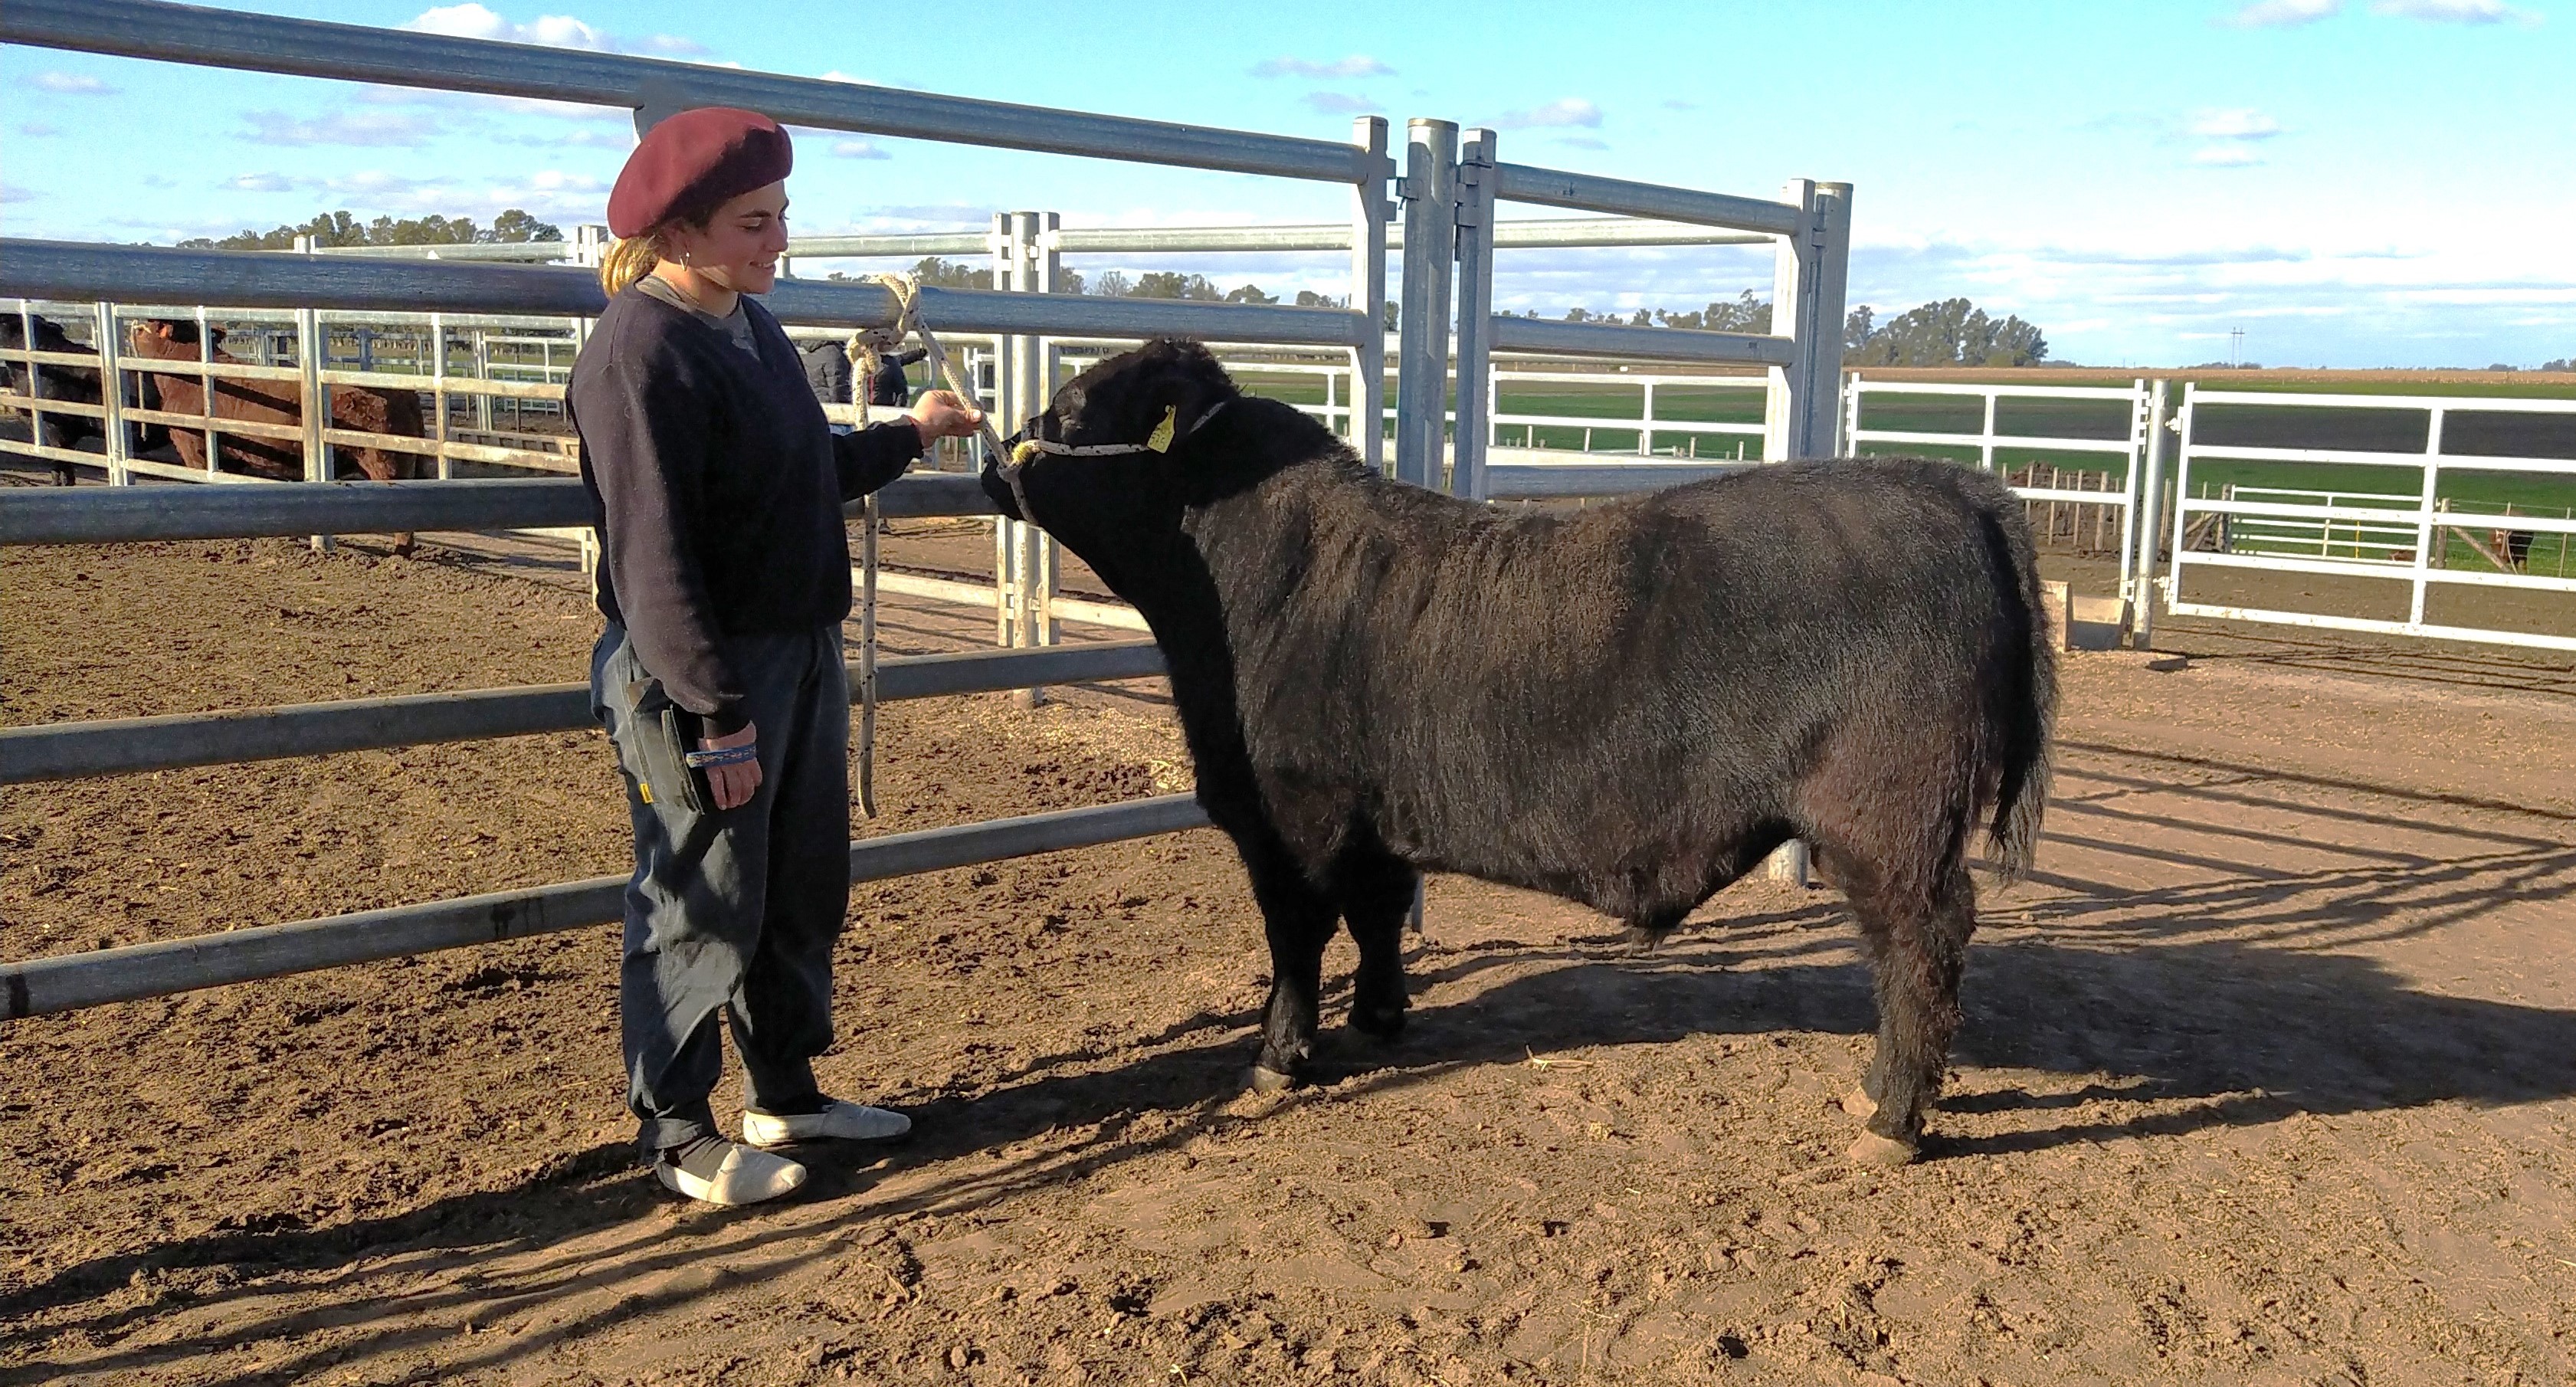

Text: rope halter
xmin=1007 ymin=400 xmax=1228 ymax=467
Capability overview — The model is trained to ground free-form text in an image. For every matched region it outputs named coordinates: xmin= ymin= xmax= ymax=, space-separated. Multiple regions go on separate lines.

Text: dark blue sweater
xmin=570 ymin=286 xmax=921 ymax=733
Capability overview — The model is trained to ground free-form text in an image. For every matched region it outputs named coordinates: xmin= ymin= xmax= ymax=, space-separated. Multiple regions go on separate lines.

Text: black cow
xmin=982 ymin=339 xmax=2057 ymax=1164
xmin=1 ymin=313 xmax=99 ymax=484
xmin=0 ymin=313 xmax=165 ymax=484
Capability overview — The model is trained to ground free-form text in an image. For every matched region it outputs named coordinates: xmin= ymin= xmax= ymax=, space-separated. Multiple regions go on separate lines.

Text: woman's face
xmin=666 ymin=180 xmax=789 ymax=295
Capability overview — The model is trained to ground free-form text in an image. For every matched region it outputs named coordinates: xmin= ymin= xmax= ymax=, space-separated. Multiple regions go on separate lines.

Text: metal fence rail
xmin=2167 ymin=386 xmax=2576 ymax=651
xmin=0 ymin=794 xmax=1212 ymax=1020
xmin=0 ymin=641 xmax=1168 ymax=784
xmin=2 ymin=0 xmax=1374 ymax=185
xmin=1845 ymin=375 xmax=2152 ymax=609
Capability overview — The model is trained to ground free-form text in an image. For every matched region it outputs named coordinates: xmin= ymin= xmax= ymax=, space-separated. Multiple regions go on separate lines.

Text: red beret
xmin=607 ymin=107 xmax=793 ymax=238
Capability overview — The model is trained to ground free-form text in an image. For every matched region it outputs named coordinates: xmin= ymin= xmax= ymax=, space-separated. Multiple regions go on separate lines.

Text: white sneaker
xmin=654 ymin=1139 xmax=808 ymax=1206
xmin=742 ymin=1098 xmax=913 ymax=1148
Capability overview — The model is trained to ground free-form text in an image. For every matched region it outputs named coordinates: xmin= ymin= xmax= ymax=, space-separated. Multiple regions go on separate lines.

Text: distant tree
xmin=488 ymin=208 xmax=563 ymax=243
xmin=1224 ymin=284 xmax=1278 ymax=305
xmin=1091 ymin=270 xmax=1132 ymax=297
xmin=908 ymin=255 xmax=992 ymax=290
xmin=180 ymin=207 xmax=562 ymax=250
xmin=1292 ymin=289 xmax=1346 ymax=308
xmin=1844 ymin=297 xmax=2048 ymax=367
xmin=1383 ymin=299 xmax=1399 ymax=332
xmin=2544 ymin=356 xmax=2574 ymax=372
xmin=1129 ymin=271 xmax=1224 ymax=300
xmin=1844 ymin=304 xmax=1876 ymax=352
xmin=1650 ymin=290 xmax=1771 ymax=334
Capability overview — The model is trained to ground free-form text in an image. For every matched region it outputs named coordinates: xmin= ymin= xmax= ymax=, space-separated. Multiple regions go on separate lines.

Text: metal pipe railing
xmin=1493 ymin=164 xmax=1803 ymax=236
xmin=0 ymin=641 xmax=1168 ymax=784
xmin=1486 ymin=315 xmax=1796 ymax=368
xmin=3 ymin=0 xmax=1378 ymax=185
xmin=0 ymin=241 xmax=1374 ymax=347
xmin=0 ymin=794 xmax=1212 ymax=1020
xmin=0 ymin=472 xmax=995 ymax=546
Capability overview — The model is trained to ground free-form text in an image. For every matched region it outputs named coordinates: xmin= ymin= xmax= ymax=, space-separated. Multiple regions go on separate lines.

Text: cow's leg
xmin=1336 ymin=847 xmax=1418 ymax=1042
xmin=1844 ymin=861 xmax=1978 ymax=1166
xmin=1243 ymin=844 xmax=1338 ymax=1092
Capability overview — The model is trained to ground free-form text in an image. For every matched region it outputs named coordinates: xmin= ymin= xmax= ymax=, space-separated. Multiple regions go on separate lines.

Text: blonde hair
xmin=597 ymin=202 xmax=721 ymax=296
xmin=598 ymin=228 xmax=673 ymax=297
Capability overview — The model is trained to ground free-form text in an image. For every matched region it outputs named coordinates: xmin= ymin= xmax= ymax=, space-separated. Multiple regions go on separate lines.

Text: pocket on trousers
xmin=624 ymin=675 xmax=716 ymax=816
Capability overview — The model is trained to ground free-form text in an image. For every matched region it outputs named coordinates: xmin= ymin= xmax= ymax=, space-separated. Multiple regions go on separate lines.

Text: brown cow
xmin=128 ymin=320 xmax=431 ymax=555
xmin=2492 ymin=529 xmax=2535 ymax=572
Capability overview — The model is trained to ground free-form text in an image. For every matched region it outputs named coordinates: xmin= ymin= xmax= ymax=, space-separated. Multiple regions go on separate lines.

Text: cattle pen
xmin=8 ymin=6 xmax=2576 ymax=1386
xmin=0 ymin=0 xmax=1851 ymax=1010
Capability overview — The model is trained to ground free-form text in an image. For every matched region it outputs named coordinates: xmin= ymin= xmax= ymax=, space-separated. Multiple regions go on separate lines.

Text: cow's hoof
xmin=1839 ymin=1088 xmax=1877 ymax=1120
xmin=1247 ymin=1064 xmax=1297 ymax=1094
xmin=1349 ymin=1005 xmax=1407 ymax=1042
xmin=1846 ymin=1131 xmax=1918 ymax=1168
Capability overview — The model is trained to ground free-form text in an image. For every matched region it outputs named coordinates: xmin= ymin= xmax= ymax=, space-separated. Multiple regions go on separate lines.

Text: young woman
xmin=570 ymin=107 xmax=985 ymax=1205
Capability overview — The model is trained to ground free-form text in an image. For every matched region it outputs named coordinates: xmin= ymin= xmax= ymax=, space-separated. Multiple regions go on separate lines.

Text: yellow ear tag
xmin=1011 ymin=439 xmax=1045 ymax=465
xmin=1145 ymin=405 xmax=1178 ymax=453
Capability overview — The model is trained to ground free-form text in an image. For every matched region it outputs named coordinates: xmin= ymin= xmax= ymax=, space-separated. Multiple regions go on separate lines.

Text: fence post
xmin=92 ymin=300 xmax=129 ymax=487
xmin=1031 ymin=211 xmax=1061 ymax=652
xmin=1349 ymin=115 xmax=1391 ymax=474
xmin=1394 ymin=118 xmax=1458 ymax=490
xmin=293 ymin=234 xmax=333 ymax=552
xmin=1450 ymin=128 xmax=1498 ymax=500
xmin=1762 ymin=179 xmax=1852 ymax=467
xmin=194 ymin=304 xmax=221 ymax=474
xmin=472 ymin=330 xmax=494 ymax=434
xmin=429 ymin=311 xmax=452 ymax=481
xmin=2124 ymin=379 xmax=2165 ymax=646
xmin=1762 ymin=181 xmax=1849 ymax=889
xmin=2411 ymin=407 xmax=2444 ymax=628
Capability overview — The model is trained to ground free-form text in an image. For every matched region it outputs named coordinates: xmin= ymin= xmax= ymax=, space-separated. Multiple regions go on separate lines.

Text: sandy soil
xmin=2 ymin=532 xmax=2573 ymax=1387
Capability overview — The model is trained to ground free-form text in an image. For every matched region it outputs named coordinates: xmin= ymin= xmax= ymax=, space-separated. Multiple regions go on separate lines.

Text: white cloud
xmin=2190 ymin=108 xmax=2283 ymax=139
xmin=498 ymin=128 xmax=630 ymax=148
xmin=1554 ymin=136 xmax=1612 ymax=151
xmin=2192 ymin=144 xmax=2267 ymax=166
xmin=2221 ymin=0 xmax=2342 ymax=25
xmin=2370 ymin=0 xmax=2539 ymax=21
xmin=2 ymin=185 xmax=35 ymax=204
xmin=1495 ymin=98 xmax=1602 ymax=130
xmin=230 ymin=172 xmax=299 ymax=192
xmin=831 ymin=139 xmax=891 ymax=159
xmin=1302 ymin=93 xmax=1378 ymax=115
xmin=18 ymin=122 xmax=62 ymax=137
xmin=403 ymin=4 xmax=707 ymax=56
xmin=240 ymin=109 xmax=441 ymax=147
xmin=1251 ymin=56 xmax=1394 ymax=78
xmin=31 ymin=71 xmax=120 ymax=95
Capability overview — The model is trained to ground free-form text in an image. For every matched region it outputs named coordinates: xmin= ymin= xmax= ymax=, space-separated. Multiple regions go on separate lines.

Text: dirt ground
xmin=3 ymin=525 xmax=2574 ymax=1387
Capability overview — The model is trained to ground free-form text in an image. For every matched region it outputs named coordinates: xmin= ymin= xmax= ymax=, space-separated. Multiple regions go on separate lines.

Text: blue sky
xmin=5 ymin=0 xmax=2570 ymax=367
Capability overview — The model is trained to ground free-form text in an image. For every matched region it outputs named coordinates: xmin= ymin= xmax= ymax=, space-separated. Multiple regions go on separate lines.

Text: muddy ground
xmin=2 ymin=525 xmax=2573 ymax=1387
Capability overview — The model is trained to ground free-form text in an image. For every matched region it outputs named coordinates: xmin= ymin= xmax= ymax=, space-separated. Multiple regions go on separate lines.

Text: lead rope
xmin=847 ymin=274 xmax=1018 ymax=820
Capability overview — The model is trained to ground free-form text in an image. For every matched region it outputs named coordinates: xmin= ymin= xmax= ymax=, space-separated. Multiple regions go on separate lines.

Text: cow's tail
xmin=1981 ymin=493 xmax=2057 ymax=887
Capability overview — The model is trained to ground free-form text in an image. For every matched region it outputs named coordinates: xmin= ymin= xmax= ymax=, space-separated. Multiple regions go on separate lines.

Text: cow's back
xmin=1206 ymin=456 xmax=2034 ymax=890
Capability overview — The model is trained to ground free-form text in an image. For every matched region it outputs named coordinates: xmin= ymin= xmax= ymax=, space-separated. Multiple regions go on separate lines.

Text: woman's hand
xmin=697 ymin=720 xmax=762 ymax=811
xmin=908 ymin=390 xmax=985 ymax=443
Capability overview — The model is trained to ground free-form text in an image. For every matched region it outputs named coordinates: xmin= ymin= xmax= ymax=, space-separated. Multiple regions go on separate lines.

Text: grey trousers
xmin=591 ymin=622 xmax=852 ymax=1153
